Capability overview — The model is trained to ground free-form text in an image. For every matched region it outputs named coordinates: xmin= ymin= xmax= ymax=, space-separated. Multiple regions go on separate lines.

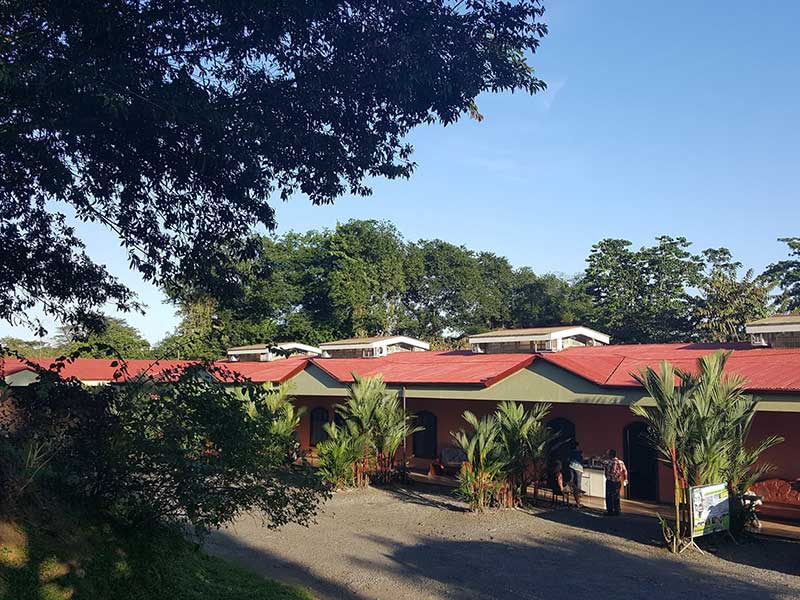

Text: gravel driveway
xmin=205 ymin=483 xmax=800 ymax=599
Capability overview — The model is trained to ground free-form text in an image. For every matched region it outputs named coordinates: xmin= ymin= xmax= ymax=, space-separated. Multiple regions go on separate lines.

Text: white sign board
xmin=689 ymin=483 xmax=730 ymax=538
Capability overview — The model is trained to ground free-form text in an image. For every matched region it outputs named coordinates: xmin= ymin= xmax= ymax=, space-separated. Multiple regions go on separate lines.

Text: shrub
xmin=2 ymin=362 xmax=328 ymax=534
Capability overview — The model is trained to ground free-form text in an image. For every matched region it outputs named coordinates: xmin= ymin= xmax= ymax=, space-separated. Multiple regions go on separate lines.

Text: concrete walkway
xmin=409 ymin=471 xmax=800 ymax=541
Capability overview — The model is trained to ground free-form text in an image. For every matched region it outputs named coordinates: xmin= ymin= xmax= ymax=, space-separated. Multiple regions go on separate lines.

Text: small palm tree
xmin=633 ymin=350 xmax=783 ymax=549
xmin=452 ymin=411 xmax=507 ymax=510
xmin=632 ymin=359 xmax=694 ymax=552
xmin=316 ymin=421 xmax=365 ymax=489
xmin=495 ymin=401 xmax=555 ymax=505
xmin=336 ymin=373 xmax=422 ymax=485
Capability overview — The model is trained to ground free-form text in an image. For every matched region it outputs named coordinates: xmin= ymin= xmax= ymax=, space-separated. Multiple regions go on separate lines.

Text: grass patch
xmin=0 ymin=506 xmax=312 ymax=600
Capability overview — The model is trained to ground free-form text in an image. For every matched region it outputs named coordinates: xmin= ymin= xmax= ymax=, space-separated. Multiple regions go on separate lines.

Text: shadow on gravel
xmin=702 ymin=533 xmax=800 ymax=578
xmin=532 ymin=503 xmax=663 ymax=546
xmin=382 ymin=483 xmax=469 ymax=513
xmin=351 ymin=532 xmax=788 ymax=600
xmin=533 ymin=504 xmax=800 ymax=578
xmin=205 ymin=530 xmax=364 ymax=600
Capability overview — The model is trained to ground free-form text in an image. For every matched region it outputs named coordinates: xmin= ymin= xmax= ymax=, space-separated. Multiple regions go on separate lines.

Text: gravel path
xmin=205 ymin=483 xmax=800 ymax=599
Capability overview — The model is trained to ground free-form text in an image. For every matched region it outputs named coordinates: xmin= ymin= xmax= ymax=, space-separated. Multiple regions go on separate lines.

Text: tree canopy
xmin=764 ymin=237 xmax=800 ymax=312
xmin=0 ymin=0 xmax=548 ymax=335
xmin=145 ymin=222 xmax=782 ymax=357
xmin=583 ymin=237 xmax=704 ymax=343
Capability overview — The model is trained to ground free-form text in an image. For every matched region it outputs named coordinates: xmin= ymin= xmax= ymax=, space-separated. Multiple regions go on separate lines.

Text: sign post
xmin=681 ymin=482 xmax=731 ymax=553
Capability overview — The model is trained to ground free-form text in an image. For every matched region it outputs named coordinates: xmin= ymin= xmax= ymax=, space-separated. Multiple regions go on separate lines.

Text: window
xmin=334 ymin=412 xmax=346 ymax=431
xmin=413 ymin=411 xmax=438 ymax=459
xmin=310 ymin=407 xmax=330 ymax=446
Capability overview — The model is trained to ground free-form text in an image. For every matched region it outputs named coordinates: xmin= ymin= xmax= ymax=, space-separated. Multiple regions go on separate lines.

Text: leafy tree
xmin=3 ymin=365 xmax=328 ymax=533
xmin=402 ymin=240 xmax=484 ymax=338
xmin=155 ymin=296 xmax=281 ymax=360
xmin=695 ymin=248 xmax=771 ymax=342
xmin=470 ymin=252 xmax=517 ymax=333
xmin=324 ymin=221 xmax=408 ymax=337
xmin=763 ymin=237 xmax=800 ymax=312
xmin=584 ymin=237 xmax=704 ymax=343
xmin=1 ymin=0 xmax=548 ymax=334
xmin=53 ymin=316 xmax=152 ymax=359
xmin=510 ymin=269 xmax=593 ymax=328
xmin=0 ymin=337 xmax=60 ymax=358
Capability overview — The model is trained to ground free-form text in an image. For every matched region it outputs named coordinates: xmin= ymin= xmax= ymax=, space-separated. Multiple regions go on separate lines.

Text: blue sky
xmin=3 ymin=0 xmax=799 ymax=343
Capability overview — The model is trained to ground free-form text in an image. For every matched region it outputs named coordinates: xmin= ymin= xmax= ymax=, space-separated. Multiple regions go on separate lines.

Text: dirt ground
xmin=205 ymin=483 xmax=800 ymax=599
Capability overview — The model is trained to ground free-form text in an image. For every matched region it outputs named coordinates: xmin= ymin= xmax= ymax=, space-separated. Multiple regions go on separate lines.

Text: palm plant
xmin=632 ymin=350 xmax=783 ymax=549
xmin=316 ymin=422 xmax=365 ymax=489
xmin=335 ymin=373 xmax=422 ymax=485
xmin=263 ymin=383 xmax=307 ymax=438
xmin=451 ymin=411 xmax=508 ymax=510
xmin=632 ymin=359 xmax=695 ymax=552
xmin=495 ymin=401 xmax=555 ymax=505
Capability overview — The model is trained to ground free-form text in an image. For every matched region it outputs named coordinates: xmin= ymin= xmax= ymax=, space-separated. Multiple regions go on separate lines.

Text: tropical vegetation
xmin=451 ymin=402 xmax=555 ymax=510
xmin=631 ymin=350 xmax=783 ymax=551
xmin=316 ymin=374 xmax=421 ymax=489
xmin=1 ymin=0 xmax=549 ymax=338
xmin=0 ymin=365 xmax=327 ymax=534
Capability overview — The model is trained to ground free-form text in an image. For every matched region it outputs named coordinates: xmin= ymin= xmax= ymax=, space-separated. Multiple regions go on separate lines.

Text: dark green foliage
xmin=1 ymin=364 xmax=327 ymax=534
xmin=53 ymin=317 xmax=152 ymax=359
xmin=2 ymin=317 xmax=152 ymax=360
xmin=584 ymin=237 xmax=704 ymax=343
xmin=510 ymin=269 xmax=594 ymax=328
xmin=0 ymin=0 xmax=548 ymax=334
xmin=161 ymin=220 xmax=594 ymax=353
xmin=160 ymin=225 xmax=782 ymax=350
xmin=764 ymin=237 xmax=800 ymax=312
xmin=694 ymin=248 xmax=771 ymax=342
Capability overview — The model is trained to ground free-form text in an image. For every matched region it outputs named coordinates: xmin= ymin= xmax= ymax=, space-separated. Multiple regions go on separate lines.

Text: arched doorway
xmin=309 ymin=407 xmax=330 ymax=446
xmin=623 ymin=422 xmax=658 ymax=501
xmin=547 ymin=417 xmax=576 ymax=471
xmin=413 ymin=411 xmax=438 ymax=459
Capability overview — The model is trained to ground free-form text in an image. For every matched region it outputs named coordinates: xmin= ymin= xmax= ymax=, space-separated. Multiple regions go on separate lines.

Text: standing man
xmin=604 ymin=449 xmax=628 ymax=516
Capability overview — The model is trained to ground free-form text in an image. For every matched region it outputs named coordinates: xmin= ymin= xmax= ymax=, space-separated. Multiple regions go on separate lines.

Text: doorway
xmin=623 ymin=422 xmax=658 ymax=501
xmin=546 ymin=417 xmax=576 ymax=471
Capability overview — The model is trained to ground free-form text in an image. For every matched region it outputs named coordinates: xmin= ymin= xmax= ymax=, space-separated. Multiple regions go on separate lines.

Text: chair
xmin=428 ymin=447 xmax=467 ymax=477
xmin=548 ymin=473 xmax=571 ymax=507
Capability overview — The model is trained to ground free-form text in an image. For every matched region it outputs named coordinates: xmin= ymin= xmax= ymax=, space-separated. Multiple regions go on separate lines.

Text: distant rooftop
xmin=319 ymin=335 xmax=430 ymax=350
xmin=468 ymin=325 xmax=610 ymax=353
xmin=469 ymin=326 xmax=577 ymax=338
xmin=747 ymin=314 xmax=800 ymax=327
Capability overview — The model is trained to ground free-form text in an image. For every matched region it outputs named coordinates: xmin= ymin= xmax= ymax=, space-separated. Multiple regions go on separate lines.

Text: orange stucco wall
xmin=292 ymin=393 xmax=800 ymax=510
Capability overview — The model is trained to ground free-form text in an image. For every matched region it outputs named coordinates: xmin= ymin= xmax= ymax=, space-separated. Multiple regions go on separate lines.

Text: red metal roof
xmin=213 ymin=357 xmax=310 ymax=384
xmin=1 ymin=356 xmax=309 ymax=385
xmin=5 ymin=343 xmax=800 ymax=393
xmin=310 ymin=351 xmax=535 ymax=387
xmin=541 ymin=344 xmax=800 ymax=392
xmin=0 ymin=357 xmax=198 ymax=382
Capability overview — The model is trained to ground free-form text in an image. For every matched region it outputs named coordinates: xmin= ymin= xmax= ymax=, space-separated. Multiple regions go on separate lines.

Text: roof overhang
xmin=227 ymin=342 xmax=322 ymax=357
xmin=746 ymin=323 xmax=800 ymax=334
xmin=319 ymin=336 xmax=430 ymax=351
xmin=468 ymin=326 xmax=610 ymax=346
